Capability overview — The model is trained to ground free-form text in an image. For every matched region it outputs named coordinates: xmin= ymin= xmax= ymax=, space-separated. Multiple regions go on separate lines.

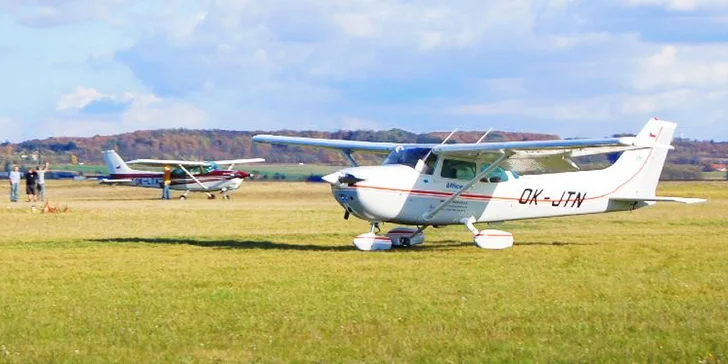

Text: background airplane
xmin=253 ymin=118 xmax=705 ymax=251
xmin=101 ymin=150 xmax=264 ymax=199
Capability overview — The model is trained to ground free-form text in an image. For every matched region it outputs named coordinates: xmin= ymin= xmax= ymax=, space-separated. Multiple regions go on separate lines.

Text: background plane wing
xmin=252 ymin=135 xmax=412 ymax=153
xmin=213 ymin=158 xmax=265 ymax=165
xmin=126 ymin=159 xmax=210 ymax=167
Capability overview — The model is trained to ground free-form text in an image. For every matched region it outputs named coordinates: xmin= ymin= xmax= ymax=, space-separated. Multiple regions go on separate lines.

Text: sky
xmin=1 ymin=0 xmax=728 ymax=142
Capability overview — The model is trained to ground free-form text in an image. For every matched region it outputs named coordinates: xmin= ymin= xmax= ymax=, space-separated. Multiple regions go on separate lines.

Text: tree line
xmin=2 ymin=128 xmax=726 ymax=180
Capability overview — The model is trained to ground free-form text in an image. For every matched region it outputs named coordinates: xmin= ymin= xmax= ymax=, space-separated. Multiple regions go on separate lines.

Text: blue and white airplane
xmin=253 ymin=118 xmax=705 ymax=251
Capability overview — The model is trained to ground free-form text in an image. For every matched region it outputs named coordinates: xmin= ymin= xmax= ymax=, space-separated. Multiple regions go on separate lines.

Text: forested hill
xmin=2 ymin=129 xmax=558 ymax=165
xmin=2 ymin=128 xmax=727 ymax=171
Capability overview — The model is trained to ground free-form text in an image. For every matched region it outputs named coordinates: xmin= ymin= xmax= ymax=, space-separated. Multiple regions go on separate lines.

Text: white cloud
xmin=32 ymin=87 xmax=208 ymax=139
xmin=3 ymin=0 xmax=728 ymax=141
xmin=633 ymin=44 xmax=728 ymax=91
xmin=451 ymin=97 xmax=615 ymax=121
xmin=0 ymin=0 xmax=124 ymax=27
xmin=621 ymin=0 xmax=728 ymax=11
xmin=56 ymin=86 xmax=132 ymax=111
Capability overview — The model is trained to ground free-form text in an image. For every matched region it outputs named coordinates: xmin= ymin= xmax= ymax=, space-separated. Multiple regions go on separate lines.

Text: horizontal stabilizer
xmin=610 ymin=196 xmax=706 ymax=204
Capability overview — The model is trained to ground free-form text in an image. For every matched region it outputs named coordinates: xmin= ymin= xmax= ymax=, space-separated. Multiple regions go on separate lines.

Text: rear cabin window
xmin=441 ymin=159 xmax=476 ymax=180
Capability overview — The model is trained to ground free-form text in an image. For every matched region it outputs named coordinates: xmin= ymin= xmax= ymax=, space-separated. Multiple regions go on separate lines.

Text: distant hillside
xmin=0 ymin=129 xmax=558 ymax=166
xmin=1 ymin=128 xmax=727 ymax=180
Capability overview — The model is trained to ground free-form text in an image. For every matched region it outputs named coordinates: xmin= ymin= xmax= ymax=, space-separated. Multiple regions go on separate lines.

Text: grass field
xmin=0 ymin=180 xmax=726 ymax=362
xmin=703 ymin=171 xmax=728 ymax=180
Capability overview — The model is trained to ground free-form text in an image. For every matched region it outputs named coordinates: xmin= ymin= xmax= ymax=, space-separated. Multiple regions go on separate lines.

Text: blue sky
xmin=1 ymin=0 xmax=728 ymax=142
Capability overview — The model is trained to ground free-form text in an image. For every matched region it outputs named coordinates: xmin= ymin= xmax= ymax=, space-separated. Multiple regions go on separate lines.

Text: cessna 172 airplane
xmin=100 ymin=150 xmax=264 ymax=199
xmin=253 ymin=118 xmax=705 ymax=251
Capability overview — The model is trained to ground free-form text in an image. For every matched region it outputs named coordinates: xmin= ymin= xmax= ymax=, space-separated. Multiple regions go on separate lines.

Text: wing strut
xmin=422 ymin=152 xmax=510 ymax=221
xmin=416 ymin=128 xmax=459 ymax=173
xmin=342 ymin=149 xmax=359 ymax=167
xmin=177 ymin=165 xmax=209 ymax=191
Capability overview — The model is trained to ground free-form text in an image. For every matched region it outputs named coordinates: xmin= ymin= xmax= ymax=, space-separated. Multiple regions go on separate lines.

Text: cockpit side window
xmin=479 ymin=164 xmax=509 ymax=183
xmin=171 ymin=168 xmax=186 ymax=178
xmin=441 ymin=159 xmax=476 ymax=180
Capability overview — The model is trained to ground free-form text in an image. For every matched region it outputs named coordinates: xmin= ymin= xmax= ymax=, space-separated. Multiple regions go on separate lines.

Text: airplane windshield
xmin=203 ymin=164 xmax=217 ymax=173
xmin=383 ymin=147 xmax=432 ymax=168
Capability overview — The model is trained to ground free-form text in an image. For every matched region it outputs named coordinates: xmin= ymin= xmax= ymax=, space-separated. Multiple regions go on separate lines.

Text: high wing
xmin=126 ymin=158 xmax=264 ymax=168
xmin=252 ymin=135 xmax=418 ymax=153
xmin=213 ymin=158 xmax=265 ymax=165
xmin=126 ymin=159 xmax=211 ymax=167
xmin=432 ymin=137 xmax=651 ymax=173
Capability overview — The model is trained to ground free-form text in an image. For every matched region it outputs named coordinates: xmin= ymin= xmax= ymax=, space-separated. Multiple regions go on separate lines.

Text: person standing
xmin=25 ymin=167 xmax=38 ymax=202
xmin=8 ymin=166 xmax=20 ymax=202
xmin=36 ymin=162 xmax=50 ymax=201
xmin=162 ymin=166 xmax=172 ymax=200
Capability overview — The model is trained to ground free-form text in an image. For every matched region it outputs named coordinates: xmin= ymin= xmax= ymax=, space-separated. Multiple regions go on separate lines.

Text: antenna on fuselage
xmin=415 ymin=128 xmax=458 ymax=174
xmin=476 ymin=128 xmax=493 ymax=144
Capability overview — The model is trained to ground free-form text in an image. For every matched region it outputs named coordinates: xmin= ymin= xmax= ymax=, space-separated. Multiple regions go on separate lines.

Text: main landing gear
xmin=179 ymin=190 xmax=190 ymax=200
xmin=352 ymin=222 xmax=426 ymax=251
xmin=461 ymin=217 xmax=513 ymax=250
xmin=351 ymin=218 xmax=514 ymax=251
xmin=220 ymin=188 xmax=231 ymax=200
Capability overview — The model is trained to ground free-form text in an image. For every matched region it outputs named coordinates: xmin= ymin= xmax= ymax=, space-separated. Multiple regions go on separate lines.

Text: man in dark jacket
xmin=25 ymin=167 xmax=38 ymax=202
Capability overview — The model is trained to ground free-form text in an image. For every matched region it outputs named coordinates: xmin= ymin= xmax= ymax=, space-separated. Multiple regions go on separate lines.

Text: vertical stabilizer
xmin=609 ymin=118 xmax=676 ymax=198
xmin=102 ymin=150 xmax=133 ymax=174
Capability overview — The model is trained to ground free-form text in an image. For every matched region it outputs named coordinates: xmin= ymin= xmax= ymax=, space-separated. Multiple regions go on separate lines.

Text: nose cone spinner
xmin=322 ymin=171 xmax=365 ymax=186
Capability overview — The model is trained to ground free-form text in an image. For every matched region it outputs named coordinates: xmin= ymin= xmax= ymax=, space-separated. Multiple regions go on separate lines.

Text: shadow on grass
xmin=90 ymin=237 xmax=353 ymax=252
xmin=517 ymin=241 xmax=597 ymax=247
xmin=400 ymin=240 xmax=595 ymax=252
xmin=91 ymin=237 xmax=595 ymax=252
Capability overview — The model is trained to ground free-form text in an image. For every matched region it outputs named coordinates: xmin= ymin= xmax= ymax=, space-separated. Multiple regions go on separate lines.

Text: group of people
xmin=8 ymin=162 xmax=50 ymax=203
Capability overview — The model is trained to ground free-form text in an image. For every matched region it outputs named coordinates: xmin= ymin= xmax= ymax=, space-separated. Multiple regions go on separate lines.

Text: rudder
xmin=609 ymin=118 xmax=676 ymax=198
xmin=102 ymin=150 xmax=133 ymax=174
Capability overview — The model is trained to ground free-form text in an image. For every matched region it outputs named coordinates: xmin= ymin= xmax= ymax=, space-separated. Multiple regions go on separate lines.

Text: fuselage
xmin=327 ymin=162 xmax=644 ymax=227
xmin=107 ymin=170 xmax=247 ymax=192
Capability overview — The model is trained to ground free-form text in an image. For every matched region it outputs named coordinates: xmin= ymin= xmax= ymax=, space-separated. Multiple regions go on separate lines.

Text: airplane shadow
xmin=90 ymin=237 xmax=595 ymax=252
xmin=90 ymin=237 xmax=354 ymax=252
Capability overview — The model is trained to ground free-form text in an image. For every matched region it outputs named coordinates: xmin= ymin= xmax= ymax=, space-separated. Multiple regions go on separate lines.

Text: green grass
xmin=0 ymin=181 xmax=726 ymax=362
xmin=702 ymin=171 xmax=728 ymax=180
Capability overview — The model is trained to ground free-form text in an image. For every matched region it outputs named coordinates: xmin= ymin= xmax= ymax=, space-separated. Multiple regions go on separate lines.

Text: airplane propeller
xmin=322 ymin=172 xmax=365 ymax=186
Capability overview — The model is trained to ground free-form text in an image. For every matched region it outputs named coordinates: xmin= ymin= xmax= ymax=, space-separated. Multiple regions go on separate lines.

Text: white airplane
xmin=100 ymin=150 xmax=264 ymax=199
xmin=253 ymin=118 xmax=705 ymax=251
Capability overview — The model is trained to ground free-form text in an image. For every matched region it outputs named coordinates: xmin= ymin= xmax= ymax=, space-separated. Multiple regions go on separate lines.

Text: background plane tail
xmin=102 ymin=150 xmax=133 ymax=174
xmin=609 ymin=118 xmax=677 ymax=198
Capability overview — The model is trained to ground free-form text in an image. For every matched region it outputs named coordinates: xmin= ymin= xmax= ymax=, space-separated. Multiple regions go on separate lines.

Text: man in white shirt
xmin=37 ymin=162 xmax=49 ymax=201
xmin=8 ymin=166 xmax=20 ymax=202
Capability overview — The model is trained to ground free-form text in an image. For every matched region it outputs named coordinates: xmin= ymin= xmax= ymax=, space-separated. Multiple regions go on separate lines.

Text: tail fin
xmin=609 ymin=118 xmax=676 ymax=198
xmin=102 ymin=150 xmax=133 ymax=174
